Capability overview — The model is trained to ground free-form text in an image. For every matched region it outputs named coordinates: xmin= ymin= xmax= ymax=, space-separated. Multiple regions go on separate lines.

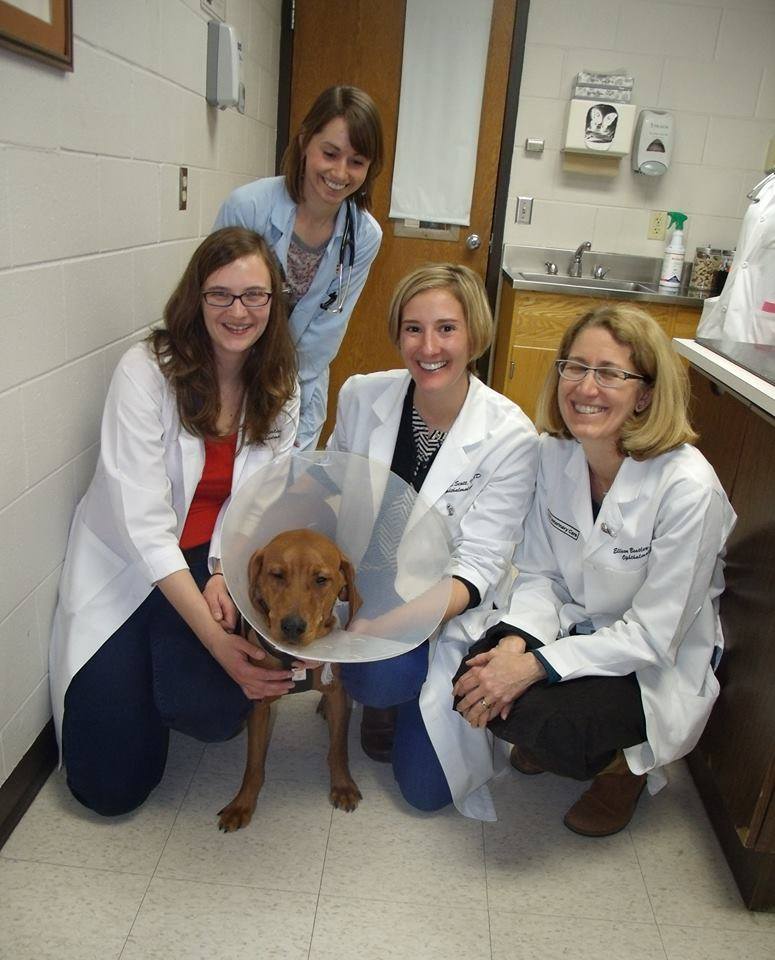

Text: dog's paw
xmin=217 ymin=800 xmax=256 ymax=832
xmin=330 ymin=781 xmax=362 ymax=812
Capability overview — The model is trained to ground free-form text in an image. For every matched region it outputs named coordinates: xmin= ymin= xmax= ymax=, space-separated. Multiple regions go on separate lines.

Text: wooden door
xmin=289 ymin=0 xmax=519 ymax=440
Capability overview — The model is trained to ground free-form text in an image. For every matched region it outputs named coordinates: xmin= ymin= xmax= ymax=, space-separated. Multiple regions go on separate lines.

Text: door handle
xmin=465 ymin=233 xmax=482 ymax=250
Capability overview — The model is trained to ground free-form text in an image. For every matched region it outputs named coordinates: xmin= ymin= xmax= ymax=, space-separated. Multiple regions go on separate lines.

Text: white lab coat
xmin=214 ymin=177 xmax=382 ymax=448
xmin=49 ymin=342 xmax=299 ymax=749
xmin=493 ymin=435 xmax=736 ymax=789
xmin=327 ymin=370 xmax=539 ymax=819
xmin=697 ymin=172 xmax=775 ymax=344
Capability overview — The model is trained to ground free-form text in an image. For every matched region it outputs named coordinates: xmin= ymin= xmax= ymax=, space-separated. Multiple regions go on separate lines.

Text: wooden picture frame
xmin=0 ymin=0 xmax=73 ymax=71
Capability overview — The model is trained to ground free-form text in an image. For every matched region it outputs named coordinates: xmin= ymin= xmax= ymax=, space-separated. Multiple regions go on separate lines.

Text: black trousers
xmin=63 ymin=544 xmax=251 ymax=816
xmin=455 ymin=634 xmax=647 ymax=781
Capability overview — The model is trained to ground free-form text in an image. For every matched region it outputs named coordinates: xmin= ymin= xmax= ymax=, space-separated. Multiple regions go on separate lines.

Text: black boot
xmin=360 ymin=706 xmax=396 ymax=763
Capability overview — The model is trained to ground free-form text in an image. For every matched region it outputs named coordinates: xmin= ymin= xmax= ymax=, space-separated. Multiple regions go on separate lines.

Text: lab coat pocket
xmin=752 ymin=307 xmax=775 ymax=345
xmin=586 ymin=561 xmax=648 ymax=619
xmin=58 ymin=523 xmax=127 ymax=613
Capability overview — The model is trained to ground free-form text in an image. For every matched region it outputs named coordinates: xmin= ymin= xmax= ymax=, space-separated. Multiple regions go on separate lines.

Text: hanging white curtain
xmin=388 ymin=0 xmax=494 ymax=226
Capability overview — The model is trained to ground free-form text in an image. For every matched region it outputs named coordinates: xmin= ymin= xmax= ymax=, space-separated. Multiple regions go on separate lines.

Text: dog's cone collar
xmin=221 ymin=451 xmax=453 ymax=664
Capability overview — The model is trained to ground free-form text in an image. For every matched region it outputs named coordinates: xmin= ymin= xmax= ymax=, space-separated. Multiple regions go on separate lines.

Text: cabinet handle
xmin=509 ymin=360 xmax=515 ymax=380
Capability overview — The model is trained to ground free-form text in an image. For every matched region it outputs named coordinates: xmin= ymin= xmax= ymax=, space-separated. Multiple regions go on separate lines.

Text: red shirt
xmin=179 ymin=432 xmax=238 ymax=550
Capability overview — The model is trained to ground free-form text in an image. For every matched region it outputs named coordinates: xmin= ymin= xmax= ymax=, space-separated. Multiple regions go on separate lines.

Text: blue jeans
xmin=340 ymin=643 xmax=453 ymax=812
xmin=62 ymin=545 xmax=251 ymax=816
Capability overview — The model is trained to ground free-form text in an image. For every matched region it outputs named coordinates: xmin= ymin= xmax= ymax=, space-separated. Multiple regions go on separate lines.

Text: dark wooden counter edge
xmin=0 ymin=719 xmax=57 ymax=850
xmin=687 ymin=750 xmax=775 ymax=911
xmin=686 ymin=362 xmax=775 ymax=912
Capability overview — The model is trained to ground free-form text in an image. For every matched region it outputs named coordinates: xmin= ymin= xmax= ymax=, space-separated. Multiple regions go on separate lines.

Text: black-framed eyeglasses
xmin=202 ymin=289 xmax=272 ymax=308
xmin=555 ymin=359 xmax=648 ymax=389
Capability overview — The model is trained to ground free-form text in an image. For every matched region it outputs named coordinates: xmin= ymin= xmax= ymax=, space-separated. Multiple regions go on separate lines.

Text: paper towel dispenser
xmin=206 ymin=20 xmax=244 ymax=111
xmin=563 ymin=99 xmax=636 ymax=157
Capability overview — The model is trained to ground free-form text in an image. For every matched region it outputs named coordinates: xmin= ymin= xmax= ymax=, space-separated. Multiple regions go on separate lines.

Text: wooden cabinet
xmin=491 ymin=281 xmax=701 ymax=420
xmin=687 ymin=366 xmax=775 ymax=910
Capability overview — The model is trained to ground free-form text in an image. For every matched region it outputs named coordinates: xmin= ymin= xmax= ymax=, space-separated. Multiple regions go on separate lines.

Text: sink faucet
xmin=568 ymin=241 xmax=591 ymax=278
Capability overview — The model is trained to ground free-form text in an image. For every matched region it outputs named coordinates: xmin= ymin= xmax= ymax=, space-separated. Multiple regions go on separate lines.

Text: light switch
xmin=516 ymin=196 xmax=533 ymax=224
xmin=179 ymin=167 xmax=188 ymax=211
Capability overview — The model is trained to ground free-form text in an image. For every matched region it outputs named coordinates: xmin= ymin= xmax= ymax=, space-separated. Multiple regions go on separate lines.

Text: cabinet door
xmin=512 ymin=293 xmax=601 ymax=345
xmin=691 ymin=378 xmax=775 ymax=853
xmin=504 ymin=345 xmax=556 ymax=421
xmin=673 ymin=305 xmax=701 ymax=340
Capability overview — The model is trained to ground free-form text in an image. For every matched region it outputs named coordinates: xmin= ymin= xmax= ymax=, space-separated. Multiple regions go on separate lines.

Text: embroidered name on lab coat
xmin=548 ymin=508 xmax=579 ymax=540
xmin=613 ymin=545 xmax=651 ymax=561
xmin=445 ymin=473 xmax=482 ymax=494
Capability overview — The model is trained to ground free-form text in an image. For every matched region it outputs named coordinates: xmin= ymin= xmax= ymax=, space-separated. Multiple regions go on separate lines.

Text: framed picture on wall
xmin=0 ymin=0 xmax=73 ymax=71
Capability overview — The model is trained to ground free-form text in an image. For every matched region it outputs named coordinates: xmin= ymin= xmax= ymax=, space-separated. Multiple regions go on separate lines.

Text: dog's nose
xmin=280 ymin=614 xmax=307 ymax=642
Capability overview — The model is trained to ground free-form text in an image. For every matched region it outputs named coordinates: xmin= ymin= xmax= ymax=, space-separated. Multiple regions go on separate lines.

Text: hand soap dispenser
xmin=632 ymin=110 xmax=673 ymax=176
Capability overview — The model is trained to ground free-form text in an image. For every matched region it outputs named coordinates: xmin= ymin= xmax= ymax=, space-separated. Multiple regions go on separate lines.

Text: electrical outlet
xmin=648 ymin=210 xmax=667 ymax=241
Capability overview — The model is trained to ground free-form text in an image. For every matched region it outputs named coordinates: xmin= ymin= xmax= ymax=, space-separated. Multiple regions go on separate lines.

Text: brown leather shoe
xmin=509 ymin=744 xmax=545 ymax=775
xmin=360 ymin=706 xmax=396 ymax=763
xmin=563 ymin=753 xmax=646 ymax=837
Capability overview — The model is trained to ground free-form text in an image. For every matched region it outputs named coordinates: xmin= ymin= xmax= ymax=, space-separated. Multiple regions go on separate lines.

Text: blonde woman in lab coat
xmin=327 ymin=264 xmax=539 ymax=819
xmin=454 ymin=304 xmax=736 ymax=836
xmin=50 ymin=228 xmax=299 ymax=816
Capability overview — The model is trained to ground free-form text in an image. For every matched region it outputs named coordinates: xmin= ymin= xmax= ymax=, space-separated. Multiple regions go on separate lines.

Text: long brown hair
xmin=148 ymin=227 xmax=297 ymax=446
xmin=282 ymin=85 xmax=384 ymax=211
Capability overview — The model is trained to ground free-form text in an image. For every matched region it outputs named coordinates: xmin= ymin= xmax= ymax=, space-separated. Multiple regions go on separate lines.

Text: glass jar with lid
xmin=689 ymin=245 xmax=720 ymax=295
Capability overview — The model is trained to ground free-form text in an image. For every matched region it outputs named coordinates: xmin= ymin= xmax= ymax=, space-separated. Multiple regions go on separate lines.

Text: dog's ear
xmin=337 ymin=552 xmax=363 ymax=627
xmin=247 ymin=549 xmax=264 ymax=609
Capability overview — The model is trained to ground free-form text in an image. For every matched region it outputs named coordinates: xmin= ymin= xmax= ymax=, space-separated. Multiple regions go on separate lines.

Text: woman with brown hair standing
xmin=215 ymin=85 xmax=385 ymax=449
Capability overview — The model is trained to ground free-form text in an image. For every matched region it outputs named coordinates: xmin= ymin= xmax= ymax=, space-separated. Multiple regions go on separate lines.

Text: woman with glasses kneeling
xmin=454 ymin=304 xmax=736 ymax=836
xmin=50 ymin=228 xmax=299 ymax=816
xmin=327 ymin=264 xmax=538 ymax=819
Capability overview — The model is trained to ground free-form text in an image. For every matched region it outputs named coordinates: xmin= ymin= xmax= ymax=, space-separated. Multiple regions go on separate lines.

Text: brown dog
xmin=217 ymin=529 xmax=363 ymax=831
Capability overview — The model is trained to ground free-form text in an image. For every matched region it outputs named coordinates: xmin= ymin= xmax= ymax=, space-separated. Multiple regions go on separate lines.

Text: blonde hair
xmin=535 ymin=304 xmax=697 ymax=459
xmin=387 ymin=264 xmax=493 ymax=369
xmin=282 ymin=86 xmax=384 ymax=211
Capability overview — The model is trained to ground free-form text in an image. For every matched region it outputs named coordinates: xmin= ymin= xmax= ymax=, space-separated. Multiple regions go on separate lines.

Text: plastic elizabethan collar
xmin=220 ymin=450 xmax=453 ymax=663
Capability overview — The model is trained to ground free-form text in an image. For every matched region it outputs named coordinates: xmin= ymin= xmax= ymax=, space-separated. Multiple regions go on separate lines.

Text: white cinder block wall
xmin=505 ymin=0 xmax=775 ymax=257
xmin=0 ymin=0 xmax=282 ymax=790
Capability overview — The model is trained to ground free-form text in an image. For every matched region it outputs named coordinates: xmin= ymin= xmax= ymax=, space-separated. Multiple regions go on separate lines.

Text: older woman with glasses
xmin=50 ymin=228 xmax=299 ymax=817
xmin=454 ymin=304 xmax=736 ymax=837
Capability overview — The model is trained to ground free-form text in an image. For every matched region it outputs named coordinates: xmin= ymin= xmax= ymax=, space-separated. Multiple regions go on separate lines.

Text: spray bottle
xmin=659 ymin=211 xmax=688 ymax=291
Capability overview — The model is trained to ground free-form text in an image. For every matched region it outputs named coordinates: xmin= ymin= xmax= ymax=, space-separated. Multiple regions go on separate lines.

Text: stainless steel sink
xmin=517 ymin=272 xmax=654 ymax=293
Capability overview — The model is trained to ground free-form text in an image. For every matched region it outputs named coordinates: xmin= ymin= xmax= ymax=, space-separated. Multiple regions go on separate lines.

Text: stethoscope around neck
xmin=746 ymin=169 xmax=775 ymax=203
xmin=319 ymin=198 xmax=356 ymax=313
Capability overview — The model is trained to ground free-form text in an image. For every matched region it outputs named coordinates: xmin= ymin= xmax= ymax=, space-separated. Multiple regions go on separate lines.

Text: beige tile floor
xmin=2 ymin=693 xmax=774 ymax=960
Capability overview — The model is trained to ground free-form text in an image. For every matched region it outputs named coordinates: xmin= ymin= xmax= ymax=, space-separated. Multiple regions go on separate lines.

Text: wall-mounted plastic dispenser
xmin=206 ymin=20 xmax=244 ymax=111
xmin=632 ymin=110 xmax=673 ymax=176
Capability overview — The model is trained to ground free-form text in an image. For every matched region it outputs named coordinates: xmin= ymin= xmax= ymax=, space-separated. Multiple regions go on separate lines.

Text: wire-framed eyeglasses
xmin=555 ymin=359 xmax=648 ymax=389
xmin=202 ymin=289 xmax=272 ymax=308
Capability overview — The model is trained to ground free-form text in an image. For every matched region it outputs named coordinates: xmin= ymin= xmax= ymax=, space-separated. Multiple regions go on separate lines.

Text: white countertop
xmin=673 ymin=338 xmax=775 ymax=419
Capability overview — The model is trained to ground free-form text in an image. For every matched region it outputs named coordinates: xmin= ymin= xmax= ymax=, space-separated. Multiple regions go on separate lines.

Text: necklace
xmin=589 ymin=471 xmax=611 ymax=500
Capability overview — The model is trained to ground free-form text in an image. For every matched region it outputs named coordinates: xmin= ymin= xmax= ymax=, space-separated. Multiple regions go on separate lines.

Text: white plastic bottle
xmin=659 ymin=211 xmax=688 ymax=291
